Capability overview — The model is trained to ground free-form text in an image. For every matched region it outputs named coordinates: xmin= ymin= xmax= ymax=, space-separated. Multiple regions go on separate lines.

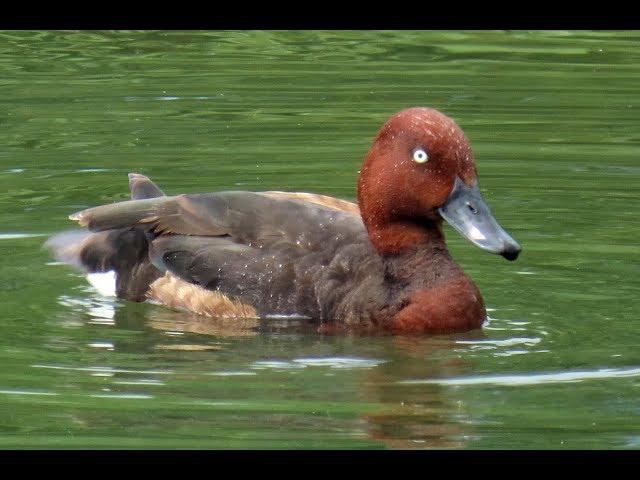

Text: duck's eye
xmin=412 ymin=149 xmax=429 ymax=164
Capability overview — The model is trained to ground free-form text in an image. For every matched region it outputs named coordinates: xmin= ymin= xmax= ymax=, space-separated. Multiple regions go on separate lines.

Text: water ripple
xmin=0 ymin=233 xmax=47 ymax=240
xmin=90 ymin=393 xmax=154 ymax=399
xmin=111 ymin=379 xmax=166 ymax=386
xmin=456 ymin=337 xmax=541 ymax=347
xmin=32 ymin=364 xmax=175 ymax=376
xmin=208 ymin=371 xmax=257 ymax=377
xmin=0 ymin=389 xmax=59 ymax=396
xmin=251 ymin=357 xmax=385 ymax=370
xmin=293 ymin=357 xmax=387 ymax=369
xmin=399 ymin=366 xmax=640 ymax=387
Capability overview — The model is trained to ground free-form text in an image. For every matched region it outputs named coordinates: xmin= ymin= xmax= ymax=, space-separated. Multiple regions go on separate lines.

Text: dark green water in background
xmin=1 ymin=30 xmax=639 ymax=449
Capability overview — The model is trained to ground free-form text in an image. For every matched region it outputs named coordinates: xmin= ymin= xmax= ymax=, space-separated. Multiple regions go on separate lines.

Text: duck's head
xmin=357 ymin=107 xmax=521 ymax=260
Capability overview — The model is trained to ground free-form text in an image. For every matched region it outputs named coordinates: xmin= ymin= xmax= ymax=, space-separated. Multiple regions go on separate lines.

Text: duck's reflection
xmin=54 ymin=290 xmax=483 ymax=449
xmin=145 ymin=308 xmax=483 ymax=449
xmin=358 ymin=335 xmax=483 ymax=449
xmin=147 ymin=308 xmax=260 ymax=339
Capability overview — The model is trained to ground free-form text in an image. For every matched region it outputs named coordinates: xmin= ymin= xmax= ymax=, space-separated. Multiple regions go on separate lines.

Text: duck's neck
xmin=365 ymin=218 xmax=447 ymax=256
xmin=375 ymin=222 xmax=461 ymax=289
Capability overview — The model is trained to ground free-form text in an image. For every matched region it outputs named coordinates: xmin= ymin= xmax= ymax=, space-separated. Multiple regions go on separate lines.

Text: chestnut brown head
xmin=357 ymin=107 xmax=521 ymax=260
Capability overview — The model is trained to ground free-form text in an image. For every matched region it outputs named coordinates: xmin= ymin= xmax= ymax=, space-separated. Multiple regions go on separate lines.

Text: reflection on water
xmin=0 ymin=232 xmax=48 ymax=240
xmin=148 ymin=310 xmax=260 ymax=338
xmin=3 ymin=278 xmax=639 ymax=448
xmin=400 ymin=367 xmax=640 ymax=386
xmin=358 ymin=337 xmax=478 ymax=449
xmin=0 ymin=389 xmax=59 ymax=396
xmin=42 ymin=287 xmax=482 ymax=448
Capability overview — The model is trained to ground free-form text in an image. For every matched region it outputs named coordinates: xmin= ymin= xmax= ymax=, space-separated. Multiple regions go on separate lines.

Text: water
xmin=1 ymin=30 xmax=639 ymax=449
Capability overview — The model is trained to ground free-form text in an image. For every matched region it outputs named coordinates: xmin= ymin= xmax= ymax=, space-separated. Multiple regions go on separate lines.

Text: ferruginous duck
xmin=46 ymin=107 xmax=521 ymax=333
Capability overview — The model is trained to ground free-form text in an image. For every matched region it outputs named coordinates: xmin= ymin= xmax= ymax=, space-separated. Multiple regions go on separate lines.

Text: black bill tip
xmin=501 ymin=245 xmax=521 ymax=261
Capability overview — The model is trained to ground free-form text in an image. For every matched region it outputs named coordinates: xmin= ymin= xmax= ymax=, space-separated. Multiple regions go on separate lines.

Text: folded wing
xmin=50 ymin=174 xmax=372 ymax=318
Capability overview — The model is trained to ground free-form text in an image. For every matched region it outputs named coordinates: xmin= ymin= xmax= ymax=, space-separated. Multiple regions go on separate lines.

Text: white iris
xmin=412 ymin=148 xmax=428 ymax=164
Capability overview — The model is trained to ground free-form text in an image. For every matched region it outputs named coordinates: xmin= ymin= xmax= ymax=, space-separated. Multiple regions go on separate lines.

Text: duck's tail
xmin=44 ymin=173 xmax=165 ymax=301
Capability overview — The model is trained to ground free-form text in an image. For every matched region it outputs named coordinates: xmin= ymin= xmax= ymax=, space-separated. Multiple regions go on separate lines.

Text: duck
xmin=46 ymin=107 xmax=521 ymax=333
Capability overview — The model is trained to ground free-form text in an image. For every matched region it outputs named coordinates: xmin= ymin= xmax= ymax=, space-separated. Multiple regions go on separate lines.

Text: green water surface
xmin=0 ymin=30 xmax=639 ymax=449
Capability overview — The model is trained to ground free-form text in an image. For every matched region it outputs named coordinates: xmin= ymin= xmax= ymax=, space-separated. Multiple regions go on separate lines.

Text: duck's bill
xmin=438 ymin=177 xmax=521 ymax=261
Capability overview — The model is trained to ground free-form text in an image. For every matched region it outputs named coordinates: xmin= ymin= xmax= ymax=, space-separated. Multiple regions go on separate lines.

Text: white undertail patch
xmin=86 ymin=270 xmax=117 ymax=297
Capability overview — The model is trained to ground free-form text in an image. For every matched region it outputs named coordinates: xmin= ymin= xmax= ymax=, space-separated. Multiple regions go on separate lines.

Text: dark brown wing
xmin=53 ymin=174 xmax=381 ymax=318
xmin=69 ymin=190 xmax=365 ymax=252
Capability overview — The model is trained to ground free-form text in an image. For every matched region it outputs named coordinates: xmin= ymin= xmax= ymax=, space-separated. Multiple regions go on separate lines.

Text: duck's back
xmin=47 ymin=175 xmax=389 ymax=322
